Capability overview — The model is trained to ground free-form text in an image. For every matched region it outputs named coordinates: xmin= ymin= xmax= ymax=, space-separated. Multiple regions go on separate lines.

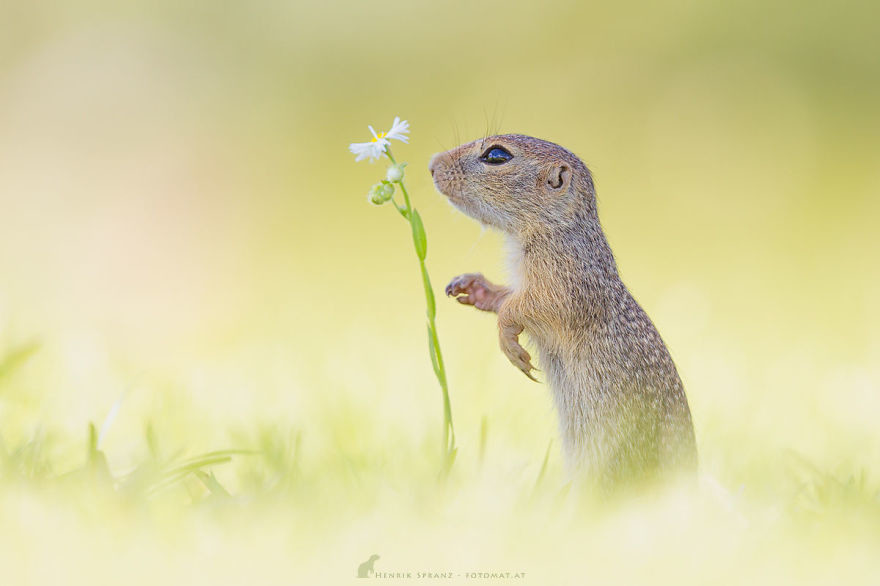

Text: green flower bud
xmin=386 ymin=163 xmax=406 ymax=183
xmin=367 ymin=183 xmax=386 ymax=205
xmin=378 ymin=181 xmax=395 ymax=201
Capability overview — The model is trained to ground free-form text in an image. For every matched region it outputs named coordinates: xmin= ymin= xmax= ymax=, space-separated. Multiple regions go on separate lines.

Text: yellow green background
xmin=1 ymin=1 xmax=879 ymax=584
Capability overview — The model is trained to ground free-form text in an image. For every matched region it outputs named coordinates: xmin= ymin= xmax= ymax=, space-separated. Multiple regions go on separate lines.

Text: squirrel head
xmin=429 ymin=134 xmax=597 ymax=237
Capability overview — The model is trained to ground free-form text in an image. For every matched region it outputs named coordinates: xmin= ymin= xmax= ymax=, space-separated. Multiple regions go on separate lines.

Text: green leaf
xmin=441 ymin=446 xmax=458 ymax=478
xmin=87 ymin=422 xmax=98 ymax=458
xmin=86 ymin=422 xmax=111 ymax=482
xmin=427 ymin=325 xmax=441 ymax=379
xmin=144 ymin=449 xmax=255 ymax=496
xmin=410 ymin=209 xmax=427 ymax=261
xmin=421 ymin=265 xmax=436 ymax=321
xmin=0 ymin=341 xmax=40 ymax=383
xmin=196 ymin=470 xmax=231 ymax=498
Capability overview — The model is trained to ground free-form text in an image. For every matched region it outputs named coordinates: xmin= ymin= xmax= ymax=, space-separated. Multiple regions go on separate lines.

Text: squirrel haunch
xmin=431 ymin=134 xmax=697 ymax=487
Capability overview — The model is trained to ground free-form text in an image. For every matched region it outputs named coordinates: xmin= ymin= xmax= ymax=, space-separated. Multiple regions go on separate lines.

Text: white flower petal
xmin=349 ymin=139 xmax=389 ymax=162
xmin=385 ymin=116 xmax=410 ymax=143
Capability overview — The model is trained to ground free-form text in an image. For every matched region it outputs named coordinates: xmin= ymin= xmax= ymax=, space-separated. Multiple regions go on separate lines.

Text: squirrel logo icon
xmin=357 ymin=554 xmax=380 ymax=578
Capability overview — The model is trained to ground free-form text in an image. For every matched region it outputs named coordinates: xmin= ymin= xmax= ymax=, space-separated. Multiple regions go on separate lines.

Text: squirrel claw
xmin=445 ymin=273 xmax=482 ymax=298
xmin=515 ymin=354 xmax=539 ymax=382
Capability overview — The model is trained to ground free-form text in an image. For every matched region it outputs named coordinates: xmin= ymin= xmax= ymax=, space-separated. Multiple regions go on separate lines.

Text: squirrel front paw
xmin=445 ymin=273 xmax=510 ymax=313
xmin=499 ymin=322 xmax=538 ymax=382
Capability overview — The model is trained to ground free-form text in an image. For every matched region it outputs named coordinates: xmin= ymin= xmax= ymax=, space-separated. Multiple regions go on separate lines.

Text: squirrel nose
xmin=428 ymin=153 xmax=447 ymax=177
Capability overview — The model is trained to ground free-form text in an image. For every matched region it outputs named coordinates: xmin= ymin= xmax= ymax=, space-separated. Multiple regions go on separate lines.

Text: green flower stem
xmin=386 ymin=149 xmax=456 ymax=466
xmin=390 ymin=197 xmax=408 ymax=218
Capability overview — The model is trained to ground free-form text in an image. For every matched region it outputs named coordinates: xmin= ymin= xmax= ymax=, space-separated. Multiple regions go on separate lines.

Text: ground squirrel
xmin=429 ymin=134 xmax=697 ymax=487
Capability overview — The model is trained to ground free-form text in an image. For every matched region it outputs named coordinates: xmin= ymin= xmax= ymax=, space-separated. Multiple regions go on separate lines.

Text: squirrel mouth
xmin=430 ymin=171 xmax=455 ymax=199
xmin=433 ymin=178 xmax=461 ymax=204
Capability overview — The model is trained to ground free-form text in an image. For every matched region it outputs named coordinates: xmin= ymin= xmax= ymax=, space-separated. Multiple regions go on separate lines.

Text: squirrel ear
xmin=547 ymin=163 xmax=572 ymax=192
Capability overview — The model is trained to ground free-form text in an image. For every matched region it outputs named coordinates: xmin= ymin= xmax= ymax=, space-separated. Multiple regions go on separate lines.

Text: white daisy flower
xmin=348 ymin=116 xmax=410 ymax=162
xmin=349 ymin=137 xmax=389 ymax=162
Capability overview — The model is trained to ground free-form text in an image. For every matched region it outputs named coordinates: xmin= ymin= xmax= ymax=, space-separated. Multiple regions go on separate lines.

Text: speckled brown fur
xmin=430 ymin=134 xmax=697 ymax=487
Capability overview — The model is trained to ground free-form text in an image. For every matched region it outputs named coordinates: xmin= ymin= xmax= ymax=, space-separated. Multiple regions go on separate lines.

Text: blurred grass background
xmin=1 ymin=0 xmax=879 ymax=584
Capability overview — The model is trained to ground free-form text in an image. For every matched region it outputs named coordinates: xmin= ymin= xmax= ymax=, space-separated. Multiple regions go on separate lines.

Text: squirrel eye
xmin=480 ymin=146 xmax=513 ymax=165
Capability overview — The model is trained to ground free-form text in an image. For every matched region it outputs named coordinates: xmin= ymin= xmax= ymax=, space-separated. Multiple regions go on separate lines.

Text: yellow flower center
xmin=371 ymin=132 xmax=387 ymax=142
